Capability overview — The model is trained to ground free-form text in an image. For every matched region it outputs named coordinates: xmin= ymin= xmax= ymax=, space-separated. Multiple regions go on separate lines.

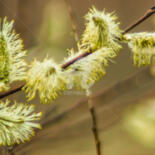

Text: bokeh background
xmin=0 ymin=0 xmax=155 ymax=155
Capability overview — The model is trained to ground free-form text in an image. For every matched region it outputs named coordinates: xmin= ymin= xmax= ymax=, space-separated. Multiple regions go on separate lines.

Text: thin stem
xmin=87 ymin=90 xmax=101 ymax=155
xmin=0 ymin=6 xmax=154 ymax=99
xmin=0 ymin=85 xmax=23 ymax=100
xmin=64 ymin=0 xmax=79 ymax=43
xmin=62 ymin=49 xmax=91 ymax=69
xmin=123 ymin=6 xmax=155 ymax=34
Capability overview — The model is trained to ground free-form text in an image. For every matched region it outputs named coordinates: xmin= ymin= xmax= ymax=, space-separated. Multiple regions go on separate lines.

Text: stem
xmin=64 ymin=0 xmax=79 ymax=43
xmin=0 ymin=85 xmax=23 ymax=100
xmin=123 ymin=6 xmax=155 ymax=34
xmin=62 ymin=50 xmax=91 ymax=69
xmin=87 ymin=90 xmax=101 ymax=155
xmin=0 ymin=6 xmax=154 ymax=99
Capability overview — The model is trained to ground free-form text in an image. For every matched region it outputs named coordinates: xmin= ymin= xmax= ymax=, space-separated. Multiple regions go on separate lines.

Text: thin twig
xmin=87 ymin=90 xmax=101 ymax=155
xmin=62 ymin=49 xmax=91 ymax=68
xmin=64 ymin=0 xmax=79 ymax=42
xmin=0 ymin=85 xmax=23 ymax=100
xmin=123 ymin=6 xmax=155 ymax=34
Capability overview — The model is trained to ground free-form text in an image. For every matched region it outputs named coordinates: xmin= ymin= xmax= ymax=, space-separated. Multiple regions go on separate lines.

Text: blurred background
xmin=0 ymin=0 xmax=155 ymax=154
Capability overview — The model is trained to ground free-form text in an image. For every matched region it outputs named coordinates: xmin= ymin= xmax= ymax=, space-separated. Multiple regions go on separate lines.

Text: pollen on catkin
xmin=124 ymin=32 xmax=155 ymax=66
xmin=24 ymin=58 xmax=68 ymax=104
xmin=0 ymin=18 xmax=27 ymax=91
xmin=0 ymin=100 xmax=41 ymax=146
xmin=79 ymin=6 xmax=122 ymax=52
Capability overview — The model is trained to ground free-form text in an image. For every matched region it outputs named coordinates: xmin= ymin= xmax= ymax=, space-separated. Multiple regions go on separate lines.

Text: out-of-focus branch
xmin=64 ymin=0 xmax=79 ymax=42
xmin=87 ymin=90 xmax=101 ymax=155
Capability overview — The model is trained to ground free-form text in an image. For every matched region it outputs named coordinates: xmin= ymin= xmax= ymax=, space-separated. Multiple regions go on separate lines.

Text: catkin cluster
xmin=25 ymin=7 xmax=122 ymax=103
xmin=0 ymin=18 xmax=41 ymax=146
xmin=0 ymin=6 xmax=155 ymax=146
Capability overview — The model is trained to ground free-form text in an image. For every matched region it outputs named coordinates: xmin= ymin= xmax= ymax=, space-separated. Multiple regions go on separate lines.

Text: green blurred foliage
xmin=123 ymin=98 xmax=155 ymax=148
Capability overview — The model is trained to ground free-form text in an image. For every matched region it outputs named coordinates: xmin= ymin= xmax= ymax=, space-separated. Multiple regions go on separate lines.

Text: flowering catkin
xmin=124 ymin=32 xmax=155 ymax=66
xmin=0 ymin=18 xmax=27 ymax=91
xmin=25 ymin=58 xmax=68 ymax=104
xmin=79 ymin=6 xmax=122 ymax=52
xmin=0 ymin=100 xmax=41 ymax=146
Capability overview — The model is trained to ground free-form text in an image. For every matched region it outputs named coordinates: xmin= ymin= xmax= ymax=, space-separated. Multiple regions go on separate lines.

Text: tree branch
xmin=123 ymin=6 xmax=155 ymax=34
xmin=87 ymin=90 xmax=101 ymax=155
xmin=64 ymin=0 xmax=79 ymax=43
xmin=0 ymin=85 xmax=23 ymax=100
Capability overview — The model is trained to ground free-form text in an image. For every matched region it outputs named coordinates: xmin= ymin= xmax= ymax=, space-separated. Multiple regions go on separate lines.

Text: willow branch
xmin=0 ymin=6 xmax=154 ymax=100
xmin=87 ymin=90 xmax=101 ymax=155
xmin=123 ymin=6 xmax=155 ymax=34
xmin=0 ymin=85 xmax=24 ymax=99
xmin=62 ymin=50 xmax=91 ymax=68
xmin=64 ymin=0 xmax=79 ymax=42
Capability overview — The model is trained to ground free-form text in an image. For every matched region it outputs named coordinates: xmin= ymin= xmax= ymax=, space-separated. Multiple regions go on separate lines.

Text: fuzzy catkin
xmin=124 ymin=32 xmax=155 ymax=66
xmin=0 ymin=100 xmax=41 ymax=146
xmin=0 ymin=18 xmax=27 ymax=91
xmin=79 ymin=6 xmax=122 ymax=52
xmin=25 ymin=58 xmax=69 ymax=104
